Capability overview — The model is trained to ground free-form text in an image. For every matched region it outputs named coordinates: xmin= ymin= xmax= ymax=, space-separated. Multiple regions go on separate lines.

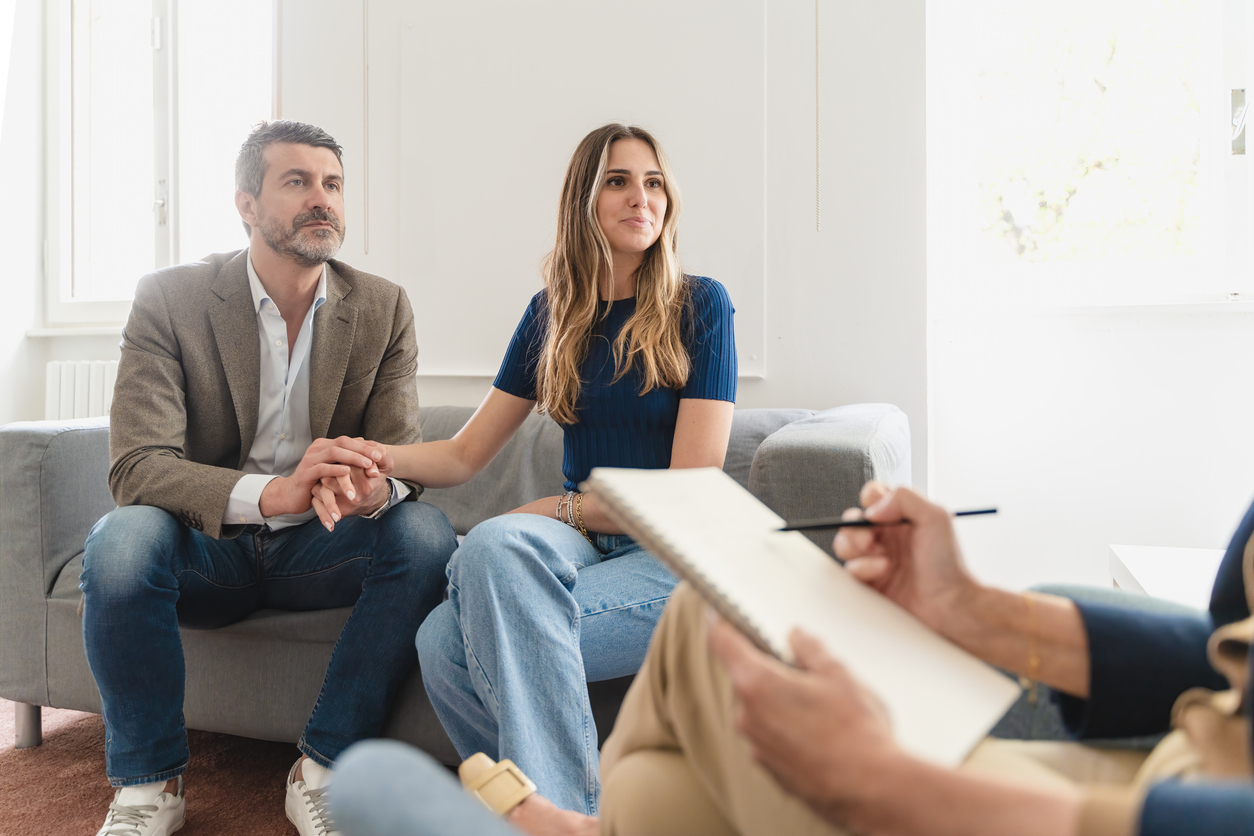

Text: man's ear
xmin=235 ymin=189 xmax=258 ymax=230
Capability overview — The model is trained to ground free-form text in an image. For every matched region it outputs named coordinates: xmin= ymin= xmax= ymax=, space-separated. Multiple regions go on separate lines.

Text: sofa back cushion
xmin=416 ymin=406 xmax=813 ymax=535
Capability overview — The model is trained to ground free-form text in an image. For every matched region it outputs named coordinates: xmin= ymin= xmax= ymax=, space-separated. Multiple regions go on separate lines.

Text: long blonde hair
xmin=535 ymin=124 xmax=691 ymax=424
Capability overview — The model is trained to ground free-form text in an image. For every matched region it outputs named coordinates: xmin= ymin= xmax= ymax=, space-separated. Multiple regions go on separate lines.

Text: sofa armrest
xmin=748 ymin=404 xmax=911 ymax=555
xmin=0 ymin=418 xmax=114 ymax=702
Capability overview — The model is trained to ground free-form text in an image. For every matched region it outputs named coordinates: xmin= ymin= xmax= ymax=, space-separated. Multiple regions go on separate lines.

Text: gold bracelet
xmin=574 ymin=492 xmax=591 ymax=542
xmin=1017 ymin=592 xmax=1042 ymax=704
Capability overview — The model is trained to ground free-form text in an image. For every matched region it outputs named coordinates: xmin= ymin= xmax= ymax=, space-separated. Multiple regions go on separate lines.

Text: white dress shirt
xmin=222 ymin=251 xmax=408 ymax=530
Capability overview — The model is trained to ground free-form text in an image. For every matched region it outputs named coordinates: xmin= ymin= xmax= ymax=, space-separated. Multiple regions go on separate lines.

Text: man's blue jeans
xmin=416 ymin=514 xmax=678 ymax=816
xmin=80 ymin=501 xmax=457 ymax=788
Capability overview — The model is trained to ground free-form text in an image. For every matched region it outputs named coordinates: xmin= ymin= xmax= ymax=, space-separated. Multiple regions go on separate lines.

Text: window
xmin=928 ymin=0 xmax=1250 ymax=312
xmin=45 ymin=0 xmax=273 ymax=323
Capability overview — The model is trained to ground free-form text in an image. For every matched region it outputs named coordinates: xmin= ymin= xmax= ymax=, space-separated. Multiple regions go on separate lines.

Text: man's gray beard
xmin=258 ymin=211 xmax=346 ymax=268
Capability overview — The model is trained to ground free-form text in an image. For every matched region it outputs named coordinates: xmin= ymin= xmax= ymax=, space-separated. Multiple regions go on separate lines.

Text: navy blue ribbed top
xmin=494 ymin=275 xmax=737 ymax=491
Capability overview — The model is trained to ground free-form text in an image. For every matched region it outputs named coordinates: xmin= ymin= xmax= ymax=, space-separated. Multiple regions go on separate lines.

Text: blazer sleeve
xmin=357 ymin=285 xmax=424 ymax=497
xmin=108 ymin=273 xmax=246 ymax=539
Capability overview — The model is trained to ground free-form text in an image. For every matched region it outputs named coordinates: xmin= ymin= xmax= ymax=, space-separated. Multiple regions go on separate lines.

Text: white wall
xmin=277 ymin=0 xmax=929 ymax=487
xmin=7 ymin=1 xmax=927 ymax=487
xmin=931 ymin=308 xmax=1254 ymax=591
xmin=0 ymin=0 xmax=48 ymax=426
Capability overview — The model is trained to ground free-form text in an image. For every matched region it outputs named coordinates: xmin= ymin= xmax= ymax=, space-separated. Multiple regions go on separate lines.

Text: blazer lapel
xmin=207 ymin=255 xmax=260 ymax=466
xmin=309 ymin=264 xmax=358 ymax=439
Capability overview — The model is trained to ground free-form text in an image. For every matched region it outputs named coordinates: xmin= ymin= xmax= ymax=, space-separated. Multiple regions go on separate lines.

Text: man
xmin=81 ymin=120 xmax=457 ymax=836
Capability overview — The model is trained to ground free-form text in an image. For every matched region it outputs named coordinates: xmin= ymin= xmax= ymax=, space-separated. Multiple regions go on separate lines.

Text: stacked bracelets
xmin=556 ymin=490 xmax=592 ymax=544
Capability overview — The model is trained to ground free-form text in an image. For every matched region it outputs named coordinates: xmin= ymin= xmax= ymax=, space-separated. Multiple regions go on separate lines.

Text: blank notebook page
xmin=584 ymin=466 xmax=1022 ymax=767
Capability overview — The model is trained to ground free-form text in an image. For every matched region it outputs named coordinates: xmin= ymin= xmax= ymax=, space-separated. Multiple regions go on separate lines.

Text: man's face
xmin=245 ymin=142 xmax=346 ymax=267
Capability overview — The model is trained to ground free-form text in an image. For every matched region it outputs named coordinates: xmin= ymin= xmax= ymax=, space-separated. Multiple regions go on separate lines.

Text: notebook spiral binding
xmin=591 ymin=478 xmax=780 ymax=660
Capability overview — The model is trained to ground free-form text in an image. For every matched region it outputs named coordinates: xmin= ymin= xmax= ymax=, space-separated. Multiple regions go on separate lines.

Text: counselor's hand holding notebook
xmin=582 ymin=466 xmax=1021 ymax=768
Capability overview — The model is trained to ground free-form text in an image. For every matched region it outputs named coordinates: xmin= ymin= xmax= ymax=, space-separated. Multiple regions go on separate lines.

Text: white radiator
xmin=44 ymin=361 xmax=118 ymax=420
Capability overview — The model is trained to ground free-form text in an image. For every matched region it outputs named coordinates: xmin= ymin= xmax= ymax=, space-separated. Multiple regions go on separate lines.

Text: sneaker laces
xmin=99 ymin=802 xmax=158 ymax=836
xmin=302 ymin=784 xmax=338 ymax=835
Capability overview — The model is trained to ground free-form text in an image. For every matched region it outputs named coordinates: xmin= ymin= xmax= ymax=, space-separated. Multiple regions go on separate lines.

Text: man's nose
xmin=307 ymin=184 xmax=336 ymax=210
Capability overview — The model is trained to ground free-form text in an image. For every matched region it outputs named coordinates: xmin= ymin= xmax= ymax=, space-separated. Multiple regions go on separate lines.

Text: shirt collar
xmin=245 ymin=248 xmax=328 ymax=315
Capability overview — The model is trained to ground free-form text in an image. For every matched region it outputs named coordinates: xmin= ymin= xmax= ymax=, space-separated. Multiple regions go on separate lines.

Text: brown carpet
xmin=0 ymin=698 xmax=302 ymax=835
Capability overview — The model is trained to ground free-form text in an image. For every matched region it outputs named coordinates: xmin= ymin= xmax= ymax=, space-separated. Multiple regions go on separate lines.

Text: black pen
xmin=779 ymin=507 xmax=997 ymax=532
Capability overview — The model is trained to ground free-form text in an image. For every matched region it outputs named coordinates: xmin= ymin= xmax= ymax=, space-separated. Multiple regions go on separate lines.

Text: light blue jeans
xmin=415 ymin=514 xmax=677 ymax=815
xmin=333 ymin=740 xmax=521 ymax=836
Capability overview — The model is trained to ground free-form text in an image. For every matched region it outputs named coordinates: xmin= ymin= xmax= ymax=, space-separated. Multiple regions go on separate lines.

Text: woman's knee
xmin=449 ymin=515 xmax=577 ymax=589
xmin=416 ymin=602 xmax=462 ymax=674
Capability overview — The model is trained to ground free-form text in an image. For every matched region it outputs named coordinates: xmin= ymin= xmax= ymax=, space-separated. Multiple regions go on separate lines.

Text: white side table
xmin=1108 ymin=545 xmax=1225 ymax=611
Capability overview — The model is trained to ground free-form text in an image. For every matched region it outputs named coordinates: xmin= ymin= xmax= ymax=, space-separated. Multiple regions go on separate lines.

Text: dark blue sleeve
xmin=1055 ymin=495 xmax=1254 ymax=739
xmin=1140 ymin=780 xmax=1254 ymax=836
xmin=1208 ymin=495 xmax=1254 ymax=628
xmin=680 ymin=277 xmax=737 ymax=402
xmin=492 ymin=292 xmax=546 ymax=401
xmin=1053 ymin=603 xmax=1221 ymax=738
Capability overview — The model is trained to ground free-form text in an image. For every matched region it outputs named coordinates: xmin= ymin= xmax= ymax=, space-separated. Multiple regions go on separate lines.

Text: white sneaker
xmin=95 ymin=776 xmax=185 ymax=836
xmin=285 ymin=757 xmax=340 ymax=836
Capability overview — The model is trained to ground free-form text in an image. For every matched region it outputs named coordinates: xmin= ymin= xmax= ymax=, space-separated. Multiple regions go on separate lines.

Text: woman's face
xmin=595 ymin=138 xmax=668 ymax=265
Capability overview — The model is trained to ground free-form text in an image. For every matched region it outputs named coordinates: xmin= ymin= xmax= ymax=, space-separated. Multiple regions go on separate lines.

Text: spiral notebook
xmin=582 ymin=466 xmax=1022 ymax=767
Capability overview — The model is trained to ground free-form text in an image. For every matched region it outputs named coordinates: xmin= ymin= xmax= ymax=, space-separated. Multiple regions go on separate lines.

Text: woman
xmin=314 ymin=123 xmax=736 ymax=816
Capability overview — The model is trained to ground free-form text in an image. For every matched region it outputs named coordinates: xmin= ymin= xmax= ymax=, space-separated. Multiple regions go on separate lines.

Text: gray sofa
xmin=0 ymin=403 xmax=911 ymax=764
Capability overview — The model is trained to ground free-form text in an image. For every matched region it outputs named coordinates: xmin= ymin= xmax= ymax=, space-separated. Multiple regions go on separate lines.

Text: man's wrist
xmin=363 ymin=479 xmax=395 ymax=519
xmin=257 ymin=476 xmax=290 ymax=518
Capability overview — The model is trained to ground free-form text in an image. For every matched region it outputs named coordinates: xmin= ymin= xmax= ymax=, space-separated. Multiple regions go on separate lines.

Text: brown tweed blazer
xmin=109 ymin=249 xmax=422 ymax=539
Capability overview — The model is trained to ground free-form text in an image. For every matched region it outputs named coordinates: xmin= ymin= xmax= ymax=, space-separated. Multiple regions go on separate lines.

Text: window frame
xmin=43 ymin=0 xmax=179 ymax=326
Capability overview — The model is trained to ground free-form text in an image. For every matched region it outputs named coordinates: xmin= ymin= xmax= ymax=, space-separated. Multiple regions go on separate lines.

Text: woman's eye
xmin=607 ymin=176 xmax=625 ymax=187
xmin=647 ymin=179 xmax=663 ymax=188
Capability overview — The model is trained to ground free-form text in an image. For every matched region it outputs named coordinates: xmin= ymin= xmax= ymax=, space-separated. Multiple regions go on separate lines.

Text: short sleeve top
xmin=493 ymin=275 xmax=737 ymax=491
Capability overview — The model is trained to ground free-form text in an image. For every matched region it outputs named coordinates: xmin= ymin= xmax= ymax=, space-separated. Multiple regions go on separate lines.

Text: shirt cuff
xmin=224 ymin=473 xmax=280 ymax=526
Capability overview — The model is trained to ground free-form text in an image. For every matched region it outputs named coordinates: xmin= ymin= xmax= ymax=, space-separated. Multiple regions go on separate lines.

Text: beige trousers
xmin=599 ymin=583 xmax=1148 ymax=836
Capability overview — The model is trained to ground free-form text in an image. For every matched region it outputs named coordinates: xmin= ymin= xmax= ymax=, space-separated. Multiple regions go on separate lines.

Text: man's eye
xmin=289 ymin=179 xmax=303 ymax=187
xmin=326 ymin=182 xmax=340 ymax=191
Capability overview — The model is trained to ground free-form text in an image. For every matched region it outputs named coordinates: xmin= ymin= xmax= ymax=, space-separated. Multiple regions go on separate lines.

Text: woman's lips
xmin=622 ymin=216 xmax=652 ymax=228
